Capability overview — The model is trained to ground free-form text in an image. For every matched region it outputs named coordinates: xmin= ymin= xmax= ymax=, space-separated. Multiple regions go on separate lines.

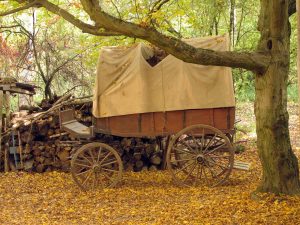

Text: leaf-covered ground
xmin=1 ymin=103 xmax=300 ymax=224
xmin=1 ymin=147 xmax=300 ymax=225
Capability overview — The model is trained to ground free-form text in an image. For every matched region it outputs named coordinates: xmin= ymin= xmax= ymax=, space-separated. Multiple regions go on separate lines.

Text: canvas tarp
xmin=93 ymin=34 xmax=235 ymax=118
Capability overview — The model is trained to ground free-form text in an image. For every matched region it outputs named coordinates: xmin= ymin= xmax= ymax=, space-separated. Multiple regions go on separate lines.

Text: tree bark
xmin=229 ymin=0 xmax=235 ymax=46
xmin=44 ymin=82 xmax=52 ymax=100
xmin=255 ymin=0 xmax=300 ymax=194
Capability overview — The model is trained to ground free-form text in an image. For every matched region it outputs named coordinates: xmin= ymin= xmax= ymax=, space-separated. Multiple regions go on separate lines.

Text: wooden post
xmin=297 ymin=0 xmax=300 ymax=137
xmin=3 ymin=91 xmax=10 ymax=172
xmin=5 ymin=91 xmax=10 ymax=123
xmin=18 ymin=131 xmax=23 ymax=169
xmin=0 ymin=90 xmax=2 ymax=171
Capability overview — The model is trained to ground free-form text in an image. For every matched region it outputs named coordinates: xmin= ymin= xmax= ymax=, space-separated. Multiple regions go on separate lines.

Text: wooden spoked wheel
xmin=166 ymin=124 xmax=234 ymax=187
xmin=71 ymin=142 xmax=123 ymax=191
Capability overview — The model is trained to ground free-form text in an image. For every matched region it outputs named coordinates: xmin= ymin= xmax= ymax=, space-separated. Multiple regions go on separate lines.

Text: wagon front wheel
xmin=166 ymin=124 xmax=234 ymax=187
xmin=71 ymin=142 xmax=123 ymax=191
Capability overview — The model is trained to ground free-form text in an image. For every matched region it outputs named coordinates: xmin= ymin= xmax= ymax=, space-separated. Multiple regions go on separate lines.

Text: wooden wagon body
xmin=94 ymin=107 xmax=235 ymax=137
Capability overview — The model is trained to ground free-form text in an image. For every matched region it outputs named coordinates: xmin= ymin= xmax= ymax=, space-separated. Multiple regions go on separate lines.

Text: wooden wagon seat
xmin=59 ymin=109 xmax=93 ymax=139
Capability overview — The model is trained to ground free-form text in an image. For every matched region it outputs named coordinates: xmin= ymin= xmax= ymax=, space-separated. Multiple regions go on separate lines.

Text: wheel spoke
xmin=198 ymin=165 xmax=203 ymax=180
xmin=171 ymin=157 xmax=195 ymax=163
xmin=102 ymin=168 xmax=119 ymax=173
xmin=76 ymin=169 xmax=92 ymax=176
xmin=102 ymin=171 xmax=114 ymax=183
xmin=183 ymin=162 xmax=197 ymax=182
xmin=188 ymin=133 xmax=201 ymax=149
xmin=82 ymin=170 xmax=93 ymax=186
xmin=96 ymin=147 xmax=103 ymax=163
xmin=88 ymin=149 xmax=96 ymax=163
xmin=173 ymin=147 xmax=195 ymax=155
xmin=80 ymin=154 xmax=93 ymax=164
xmin=205 ymin=161 xmax=218 ymax=178
xmin=174 ymin=161 xmax=195 ymax=175
xmin=98 ymin=173 xmax=104 ymax=189
xmin=205 ymin=162 xmax=224 ymax=185
xmin=201 ymin=128 xmax=205 ymax=151
xmin=99 ymin=152 xmax=112 ymax=165
xmin=73 ymin=162 xmax=93 ymax=168
xmin=101 ymin=160 xmax=117 ymax=167
xmin=92 ymin=173 xmax=96 ymax=190
xmin=194 ymin=165 xmax=201 ymax=185
xmin=203 ymin=134 xmax=217 ymax=152
xmin=204 ymin=143 xmax=226 ymax=155
xmin=209 ymin=155 xmax=230 ymax=159
xmin=202 ymin=166 xmax=209 ymax=185
xmin=74 ymin=158 xmax=92 ymax=165
xmin=76 ymin=157 xmax=90 ymax=164
xmin=178 ymin=140 xmax=195 ymax=152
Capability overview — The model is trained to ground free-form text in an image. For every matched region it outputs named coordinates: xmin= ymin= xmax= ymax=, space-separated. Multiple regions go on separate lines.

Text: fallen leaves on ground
xmin=1 ymin=147 xmax=300 ymax=225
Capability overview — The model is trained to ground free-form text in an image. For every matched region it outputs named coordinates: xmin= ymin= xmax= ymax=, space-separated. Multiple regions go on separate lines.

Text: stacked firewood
xmin=1 ymin=97 xmax=164 ymax=172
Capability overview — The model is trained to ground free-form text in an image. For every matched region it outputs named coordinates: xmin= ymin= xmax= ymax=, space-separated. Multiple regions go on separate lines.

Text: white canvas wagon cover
xmin=93 ymin=34 xmax=235 ymax=118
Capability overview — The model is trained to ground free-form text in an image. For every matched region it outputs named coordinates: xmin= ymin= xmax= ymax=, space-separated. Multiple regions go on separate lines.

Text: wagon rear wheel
xmin=166 ymin=124 xmax=234 ymax=187
xmin=71 ymin=142 xmax=123 ymax=191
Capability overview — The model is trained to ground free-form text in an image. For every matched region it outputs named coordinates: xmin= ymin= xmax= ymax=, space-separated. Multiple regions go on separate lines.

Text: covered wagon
xmin=60 ymin=34 xmax=240 ymax=191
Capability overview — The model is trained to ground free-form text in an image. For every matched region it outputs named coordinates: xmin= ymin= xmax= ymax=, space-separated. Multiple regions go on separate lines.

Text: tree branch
xmin=0 ymin=0 xmax=120 ymax=36
xmin=78 ymin=0 xmax=270 ymax=74
xmin=48 ymin=53 xmax=81 ymax=83
xmin=0 ymin=1 xmax=39 ymax=16
xmin=150 ymin=0 xmax=171 ymax=14
xmin=0 ymin=25 xmax=21 ymax=29
xmin=110 ymin=0 xmax=122 ymax=19
xmin=1 ymin=0 xmax=270 ymax=73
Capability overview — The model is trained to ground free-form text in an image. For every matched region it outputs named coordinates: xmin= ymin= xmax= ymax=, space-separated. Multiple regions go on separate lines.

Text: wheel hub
xmin=92 ymin=164 xmax=101 ymax=172
xmin=196 ymin=154 xmax=205 ymax=164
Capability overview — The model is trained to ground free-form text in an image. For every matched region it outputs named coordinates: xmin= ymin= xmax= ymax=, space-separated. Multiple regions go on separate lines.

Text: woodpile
xmin=0 ymin=96 xmax=164 ymax=172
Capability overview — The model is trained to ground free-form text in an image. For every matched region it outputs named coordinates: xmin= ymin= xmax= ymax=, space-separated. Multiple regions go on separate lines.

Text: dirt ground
xmin=0 ymin=103 xmax=300 ymax=225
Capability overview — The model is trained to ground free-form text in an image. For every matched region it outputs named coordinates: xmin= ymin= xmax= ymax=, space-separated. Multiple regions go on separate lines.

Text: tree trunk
xmin=297 ymin=0 xmax=300 ymax=147
xmin=255 ymin=0 xmax=300 ymax=194
xmin=44 ymin=82 xmax=52 ymax=100
xmin=229 ymin=0 xmax=235 ymax=46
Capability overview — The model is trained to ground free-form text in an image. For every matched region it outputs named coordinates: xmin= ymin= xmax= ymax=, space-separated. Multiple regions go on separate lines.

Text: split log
xmin=134 ymin=160 xmax=144 ymax=172
xmin=150 ymin=154 xmax=162 ymax=165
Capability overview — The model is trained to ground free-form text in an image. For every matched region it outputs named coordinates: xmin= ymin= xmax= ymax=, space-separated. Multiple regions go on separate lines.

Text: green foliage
xmin=288 ymin=84 xmax=299 ymax=103
xmin=233 ymin=69 xmax=255 ymax=102
xmin=0 ymin=0 xmax=299 ymax=103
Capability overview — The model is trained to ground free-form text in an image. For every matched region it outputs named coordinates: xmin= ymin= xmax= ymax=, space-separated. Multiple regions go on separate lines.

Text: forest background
xmin=1 ymin=0 xmax=298 ymax=104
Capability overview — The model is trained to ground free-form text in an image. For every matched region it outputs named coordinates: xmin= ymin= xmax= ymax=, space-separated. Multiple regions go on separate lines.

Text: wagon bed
xmin=94 ymin=107 xmax=235 ymax=137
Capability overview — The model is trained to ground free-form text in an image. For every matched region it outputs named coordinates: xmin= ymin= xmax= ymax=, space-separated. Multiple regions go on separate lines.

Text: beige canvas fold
xmin=93 ymin=34 xmax=235 ymax=118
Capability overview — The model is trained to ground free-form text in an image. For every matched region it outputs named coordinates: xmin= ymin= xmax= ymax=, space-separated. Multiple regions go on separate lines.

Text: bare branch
xmin=48 ymin=53 xmax=81 ymax=83
xmin=110 ymin=0 xmax=122 ymax=19
xmin=0 ymin=25 xmax=21 ymax=29
xmin=150 ymin=0 xmax=171 ymax=14
xmin=0 ymin=1 xmax=39 ymax=16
